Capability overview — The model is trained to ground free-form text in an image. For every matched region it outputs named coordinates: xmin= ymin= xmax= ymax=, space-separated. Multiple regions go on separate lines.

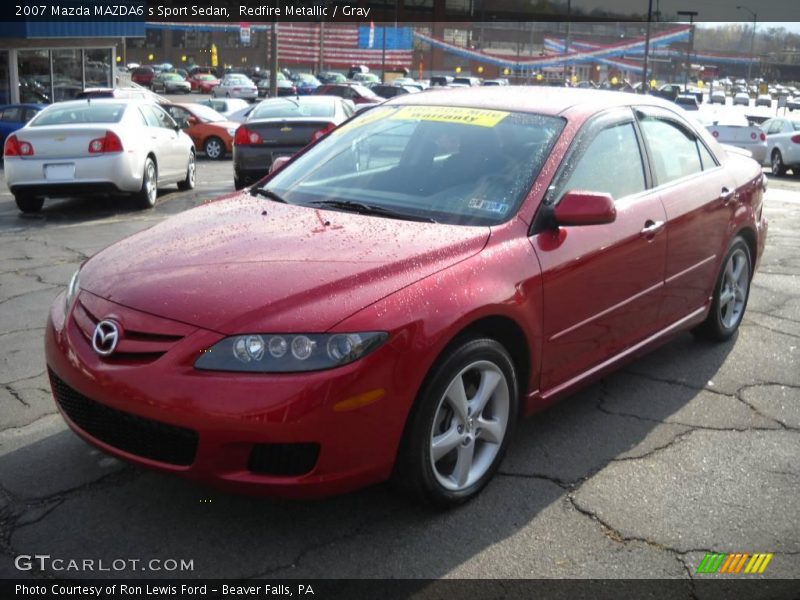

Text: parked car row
xmin=6 ymin=84 xmax=798 ymax=217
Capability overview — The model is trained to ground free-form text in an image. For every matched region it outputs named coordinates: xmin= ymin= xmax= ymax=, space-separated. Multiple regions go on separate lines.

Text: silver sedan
xmin=211 ymin=75 xmax=258 ymax=101
xmin=3 ymin=99 xmax=195 ymax=213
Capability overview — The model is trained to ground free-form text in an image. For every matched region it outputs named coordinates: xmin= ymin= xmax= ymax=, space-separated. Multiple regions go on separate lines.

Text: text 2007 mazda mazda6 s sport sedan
xmin=45 ymin=88 xmax=768 ymax=506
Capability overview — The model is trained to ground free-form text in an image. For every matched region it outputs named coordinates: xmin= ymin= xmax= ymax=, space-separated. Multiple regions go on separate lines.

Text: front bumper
xmin=45 ymin=292 xmax=412 ymax=497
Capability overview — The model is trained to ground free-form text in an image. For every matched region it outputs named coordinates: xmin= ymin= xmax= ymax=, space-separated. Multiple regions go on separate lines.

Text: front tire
xmin=693 ymin=237 xmax=752 ymax=341
xmin=772 ymin=150 xmax=787 ymax=176
xmin=393 ymin=337 xmax=518 ymax=507
xmin=203 ymin=137 xmax=225 ymax=160
xmin=177 ymin=152 xmax=195 ymax=191
xmin=133 ymin=158 xmax=158 ymax=209
xmin=15 ymin=194 xmax=44 ymax=213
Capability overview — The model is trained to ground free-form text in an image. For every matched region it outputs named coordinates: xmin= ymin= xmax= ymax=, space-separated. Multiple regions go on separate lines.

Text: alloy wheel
xmin=718 ymin=247 xmax=749 ymax=330
xmin=429 ymin=360 xmax=510 ymax=491
xmin=145 ymin=161 xmax=157 ymax=205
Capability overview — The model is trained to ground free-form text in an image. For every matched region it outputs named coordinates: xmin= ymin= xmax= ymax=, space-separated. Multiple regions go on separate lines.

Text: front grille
xmin=71 ymin=294 xmax=189 ymax=365
xmin=48 ymin=369 xmax=198 ymax=467
xmin=248 ymin=443 xmax=320 ymax=476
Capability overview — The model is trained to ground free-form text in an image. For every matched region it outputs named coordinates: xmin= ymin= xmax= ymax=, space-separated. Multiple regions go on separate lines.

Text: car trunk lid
xmin=13 ymin=125 xmax=122 ymax=159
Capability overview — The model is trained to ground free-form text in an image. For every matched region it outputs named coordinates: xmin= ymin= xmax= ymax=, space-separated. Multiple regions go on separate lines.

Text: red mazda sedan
xmin=46 ymin=88 xmax=767 ymax=506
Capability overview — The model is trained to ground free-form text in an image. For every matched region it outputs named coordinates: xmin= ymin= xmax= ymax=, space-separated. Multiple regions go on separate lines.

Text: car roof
xmin=384 ymin=86 xmax=684 ymax=117
xmin=259 ymin=95 xmax=337 ymax=104
xmin=40 ymin=98 xmax=151 ymax=108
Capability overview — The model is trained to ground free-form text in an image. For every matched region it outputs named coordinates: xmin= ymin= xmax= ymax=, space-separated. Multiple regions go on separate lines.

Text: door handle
xmin=720 ymin=187 xmax=735 ymax=204
xmin=640 ymin=220 xmax=665 ymax=239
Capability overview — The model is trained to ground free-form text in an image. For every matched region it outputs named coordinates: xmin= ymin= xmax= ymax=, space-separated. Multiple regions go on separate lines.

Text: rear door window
xmin=638 ymin=116 xmax=704 ymax=184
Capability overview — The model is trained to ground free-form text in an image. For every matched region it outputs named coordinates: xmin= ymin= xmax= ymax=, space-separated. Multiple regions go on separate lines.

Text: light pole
xmin=677 ymin=10 xmax=698 ymax=91
xmin=563 ymin=0 xmax=571 ymax=84
xmin=642 ymin=0 xmax=653 ymax=93
xmin=736 ymin=5 xmax=757 ymax=82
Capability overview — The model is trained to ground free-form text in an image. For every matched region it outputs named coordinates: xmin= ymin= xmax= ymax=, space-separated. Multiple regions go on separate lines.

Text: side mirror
xmin=269 ymin=155 xmax=291 ymax=174
xmin=553 ymin=190 xmax=616 ymax=226
xmin=185 ymin=116 xmax=198 ymax=127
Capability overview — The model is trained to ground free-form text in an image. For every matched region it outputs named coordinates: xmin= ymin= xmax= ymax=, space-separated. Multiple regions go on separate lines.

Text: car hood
xmin=80 ymin=194 xmax=489 ymax=334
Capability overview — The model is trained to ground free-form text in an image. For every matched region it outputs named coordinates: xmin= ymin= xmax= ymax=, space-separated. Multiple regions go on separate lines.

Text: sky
xmin=566 ymin=0 xmax=800 ymax=22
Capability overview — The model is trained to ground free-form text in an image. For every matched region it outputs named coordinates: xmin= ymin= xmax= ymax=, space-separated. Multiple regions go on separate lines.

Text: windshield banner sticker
xmin=390 ymin=106 xmax=509 ymax=127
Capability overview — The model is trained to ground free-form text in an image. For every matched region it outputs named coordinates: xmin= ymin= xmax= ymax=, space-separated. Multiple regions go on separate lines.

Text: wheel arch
xmin=415 ymin=314 xmax=532 ymax=413
xmin=734 ymin=226 xmax=758 ymax=279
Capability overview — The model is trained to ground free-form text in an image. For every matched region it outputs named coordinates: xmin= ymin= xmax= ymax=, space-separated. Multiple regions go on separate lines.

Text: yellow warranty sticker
xmin=389 ymin=105 xmax=509 ymax=127
xmin=331 ymin=106 xmax=394 ymax=136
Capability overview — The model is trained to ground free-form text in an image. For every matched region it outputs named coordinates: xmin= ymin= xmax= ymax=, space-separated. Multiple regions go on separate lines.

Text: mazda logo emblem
xmin=92 ymin=320 xmax=120 ymax=356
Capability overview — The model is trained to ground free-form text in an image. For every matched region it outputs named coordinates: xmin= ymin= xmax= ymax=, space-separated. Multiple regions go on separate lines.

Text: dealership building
xmin=0 ymin=21 xmax=144 ymax=104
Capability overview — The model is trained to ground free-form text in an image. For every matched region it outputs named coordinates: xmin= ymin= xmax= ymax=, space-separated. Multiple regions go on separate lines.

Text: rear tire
xmin=177 ymin=152 xmax=195 ymax=191
xmin=203 ymin=137 xmax=225 ymax=160
xmin=14 ymin=194 xmax=44 ymax=213
xmin=692 ymin=237 xmax=752 ymax=341
xmin=133 ymin=158 xmax=158 ymax=209
xmin=771 ymin=150 xmax=787 ymax=176
xmin=393 ymin=337 xmax=518 ymax=507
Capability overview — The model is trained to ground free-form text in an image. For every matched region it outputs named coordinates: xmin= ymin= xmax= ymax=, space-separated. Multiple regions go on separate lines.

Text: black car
xmin=370 ymin=85 xmax=412 ymax=99
xmin=232 ymin=96 xmax=354 ymax=189
xmin=257 ymin=78 xmax=297 ymax=98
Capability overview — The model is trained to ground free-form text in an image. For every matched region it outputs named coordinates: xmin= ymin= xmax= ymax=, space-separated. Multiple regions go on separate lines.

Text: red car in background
xmin=130 ymin=66 xmax=155 ymax=88
xmin=314 ymin=83 xmax=382 ymax=104
xmin=45 ymin=88 xmax=766 ymax=506
xmin=189 ymin=73 xmax=220 ymax=94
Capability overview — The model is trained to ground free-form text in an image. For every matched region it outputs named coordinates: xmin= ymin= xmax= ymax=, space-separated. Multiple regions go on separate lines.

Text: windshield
xmin=188 ymin=104 xmax=226 ymax=122
xmin=250 ymin=100 xmax=335 ymax=119
xmin=296 ymin=74 xmax=321 ymax=85
xmin=197 ymin=74 xmax=216 ymax=81
xmin=163 ymin=74 xmax=183 ymax=81
xmin=264 ymin=105 xmax=564 ymax=226
xmin=32 ymin=103 xmax=126 ymax=125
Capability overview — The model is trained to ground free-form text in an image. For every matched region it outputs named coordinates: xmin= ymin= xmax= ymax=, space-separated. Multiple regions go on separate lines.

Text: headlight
xmin=227 ymin=128 xmax=236 ymax=137
xmin=195 ymin=332 xmax=388 ymax=373
xmin=64 ymin=269 xmax=80 ymax=313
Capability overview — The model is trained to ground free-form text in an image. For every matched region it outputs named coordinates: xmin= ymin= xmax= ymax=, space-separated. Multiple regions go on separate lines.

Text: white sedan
xmin=762 ymin=117 xmax=800 ymax=176
xmin=694 ymin=109 xmax=767 ymax=164
xmin=3 ymin=99 xmax=195 ymax=213
xmin=211 ymin=75 xmax=258 ymax=101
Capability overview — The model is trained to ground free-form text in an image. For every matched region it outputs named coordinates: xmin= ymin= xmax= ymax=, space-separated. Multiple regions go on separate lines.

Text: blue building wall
xmin=0 ymin=21 xmax=144 ymax=39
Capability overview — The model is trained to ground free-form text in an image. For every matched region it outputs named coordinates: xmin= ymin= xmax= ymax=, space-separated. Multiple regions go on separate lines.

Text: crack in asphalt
xmin=1 ymin=371 xmax=47 ymax=389
xmin=742 ymin=320 xmax=800 ymax=340
xmin=749 ymin=309 xmax=800 ymax=325
xmin=617 ymin=372 xmax=800 ymax=433
xmin=0 ymin=326 xmax=47 ymax=338
xmin=0 ymin=467 xmax=142 ymax=580
xmin=241 ymin=507 xmax=405 ymax=579
xmin=496 ymin=471 xmax=574 ymax=489
xmin=0 ymin=285 xmax=59 ymax=308
xmin=3 ymin=384 xmax=30 ymax=407
xmin=565 ymin=492 xmax=710 ymax=567
xmin=0 ymin=412 xmax=58 ymax=435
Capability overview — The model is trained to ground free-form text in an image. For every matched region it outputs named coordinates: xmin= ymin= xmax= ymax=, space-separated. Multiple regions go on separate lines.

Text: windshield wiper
xmin=309 ymin=199 xmax=437 ymax=223
xmin=250 ymin=187 xmax=289 ymax=204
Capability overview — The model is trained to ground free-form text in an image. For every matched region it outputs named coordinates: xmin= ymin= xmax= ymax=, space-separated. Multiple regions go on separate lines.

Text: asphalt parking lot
xmin=0 ymin=152 xmax=798 ymax=591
